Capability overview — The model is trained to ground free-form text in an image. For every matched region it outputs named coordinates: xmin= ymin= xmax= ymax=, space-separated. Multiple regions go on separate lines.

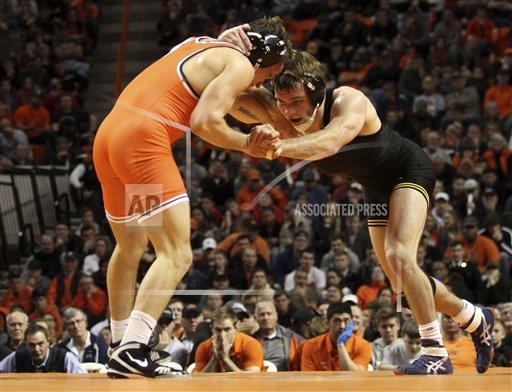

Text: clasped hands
xmin=246 ymin=124 xmax=282 ymax=160
xmin=212 ymin=334 xmax=232 ymax=360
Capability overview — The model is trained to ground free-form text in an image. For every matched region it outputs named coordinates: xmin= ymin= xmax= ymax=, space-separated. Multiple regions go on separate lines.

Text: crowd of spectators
xmin=1 ymin=0 xmax=512 ymax=374
xmin=0 ymin=0 xmax=98 ymax=170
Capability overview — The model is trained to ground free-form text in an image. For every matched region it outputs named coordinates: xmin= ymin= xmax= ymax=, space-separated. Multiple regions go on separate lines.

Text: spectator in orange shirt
xmin=71 ymin=275 xmax=107 ymax=326
xmin=441 ymin=314 xmax=476 ymax=371
xmin=46 ymin=252 xmax=83 ymax=309
xmin=461 ymin=215 xmax=500 ymax=272
xmin=29 ymin=291 xmax=64 ymax=338
xmin=217 ymin=221 xmax=270 ymax=263
xmin=14 ymin=90 xmax=50 ymax=143
xmin=236 ymin=169 xmax=287 ymax=211
xmin=0 ymin=273 xmax=33 ymax=314
xmin=301 ymin=302 xmax=372 ymax=371
xmin=484 ymin=69 xmax=512 ymax=118
xmin=356 ymin=266 xmax=387 ymax=309
xmin=195 ymin=306 xmax=263 ymax=372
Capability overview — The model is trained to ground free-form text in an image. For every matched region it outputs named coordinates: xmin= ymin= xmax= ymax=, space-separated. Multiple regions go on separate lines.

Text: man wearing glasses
xmin=56 ymin=307 xmax=108 ymax=364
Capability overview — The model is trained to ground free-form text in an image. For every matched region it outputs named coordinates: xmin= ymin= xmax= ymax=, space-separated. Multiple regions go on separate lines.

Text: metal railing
xmin=115 ymin=0 xmax=131 ymax=96
xmin=0 ymin=166 xmax=72 ymax=269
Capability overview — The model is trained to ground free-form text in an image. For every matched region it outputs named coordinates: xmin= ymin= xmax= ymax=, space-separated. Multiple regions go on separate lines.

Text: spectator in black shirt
xmin=34 ymin=234 xmax=62 ymax=280
xmin=274 ymin=291 xmax=296 ymax=329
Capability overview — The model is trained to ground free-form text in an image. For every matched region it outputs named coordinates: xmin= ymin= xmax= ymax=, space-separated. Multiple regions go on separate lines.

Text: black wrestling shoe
xmin=107 ymin=342 xmax=188 ymax=379
xmin=109 ymin=341 xmax=173 ymax=365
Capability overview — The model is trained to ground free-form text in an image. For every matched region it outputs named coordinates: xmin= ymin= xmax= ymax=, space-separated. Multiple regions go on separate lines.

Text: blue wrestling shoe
xmin=469 ymin=307 xmax=495 ymax=373
xmin=394 ymin=341 xmax=453 ymax=375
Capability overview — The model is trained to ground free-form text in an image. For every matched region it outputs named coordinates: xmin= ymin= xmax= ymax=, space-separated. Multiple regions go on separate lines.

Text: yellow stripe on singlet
xmin=393 ymin=182 xmax=429 ymax=204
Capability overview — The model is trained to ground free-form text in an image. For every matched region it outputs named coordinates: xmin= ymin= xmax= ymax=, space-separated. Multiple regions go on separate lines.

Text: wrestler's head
xmin=247 ymin=17 xmax=290 ymax=86
xmin=273 ymin=50 xmax=326 ymax=134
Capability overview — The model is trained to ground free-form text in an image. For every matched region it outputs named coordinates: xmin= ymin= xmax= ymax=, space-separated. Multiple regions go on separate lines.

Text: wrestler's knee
xmin=384 ymin=240 xmax=416 ymax=275
xmin=156 ymin=243 xmax=193 ymax=275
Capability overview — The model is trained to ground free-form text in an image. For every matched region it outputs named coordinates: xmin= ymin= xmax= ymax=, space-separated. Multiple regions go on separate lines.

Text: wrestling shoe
xmin=107 ymin=342 xmax=188 ymax=379
xmin=394 ymin=340 xmax=453 ymax=375
xmin=468 ymin=307 xmax=495 ymax=373
xmin=108 ymin=341 xmax=173 ymax=365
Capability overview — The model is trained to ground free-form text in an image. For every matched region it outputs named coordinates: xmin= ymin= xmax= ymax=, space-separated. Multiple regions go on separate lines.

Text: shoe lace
xmin=149 ymin=351 xmax=162 ymax=361
xmin=405 ymin=355 xmax=448 ymax=375
xmin=472 ymin=315 xmax=492 ymax=347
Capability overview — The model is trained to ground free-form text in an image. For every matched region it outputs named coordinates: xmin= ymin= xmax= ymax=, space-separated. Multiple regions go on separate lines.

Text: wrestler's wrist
xmin=243 ymin=134 xmax=251 ymax=153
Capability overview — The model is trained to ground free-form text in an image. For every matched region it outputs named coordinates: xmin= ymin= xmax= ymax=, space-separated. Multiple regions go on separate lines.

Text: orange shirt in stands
xmin=71 ymin=286 xmax=107 ymax=317
xmin=444 ymin=335 xmax=476 ymax=371
xmin=14 ymin=104 xmax=50 ymax=141
xmin=484 ymin=84 xmax=512 ymax=117
xmin=300 ymin=331 xmax=372 ymax=370
xmin=356 ymin=282 xmax=385 ymax=309
xmin=0 ymin=285 xmax=33 ymax=314
xmin=462 ymin=235 xmax=500 ymax=272
xmin=195 ymin=331 xmax=263 ymax=372
xmin=217 ymin=232 xmax=270 ymax=263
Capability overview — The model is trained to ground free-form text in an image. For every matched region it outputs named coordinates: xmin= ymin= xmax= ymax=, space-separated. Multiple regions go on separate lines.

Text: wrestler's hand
xmin=218 ymin=24 xmax=252 ymax=55
xmin=247 ymin=124 xmax=282 ymax=159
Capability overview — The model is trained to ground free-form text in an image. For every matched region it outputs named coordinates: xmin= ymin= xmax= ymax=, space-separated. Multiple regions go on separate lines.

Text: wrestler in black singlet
xmin=314 ymin=88 xmax=436 ymax=227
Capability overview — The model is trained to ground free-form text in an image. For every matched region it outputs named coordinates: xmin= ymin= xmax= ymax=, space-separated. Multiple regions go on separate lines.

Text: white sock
xmin=453 ymin=300 xmax=482 ymax=333
xmin=120 ymin=310 xmax=157 ymax=346
xmin=418 ymin=319 xmax=443 ymax=346
xmin=453 ymin=300 xmax=479 ymax=330
xmin=110 ymin=318 xmax=129 ymax=345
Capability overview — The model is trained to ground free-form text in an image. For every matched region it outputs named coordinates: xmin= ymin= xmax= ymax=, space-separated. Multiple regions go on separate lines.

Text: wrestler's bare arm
xmin=190 ymin=52 xmax=279 ymax=156
xmin=279 ymin=87 xmax=367 ymax=160
xmin=229 ymin=87 xmax=301 ymax=139
xmin=229 ymin=89 xmax=273 ymax=124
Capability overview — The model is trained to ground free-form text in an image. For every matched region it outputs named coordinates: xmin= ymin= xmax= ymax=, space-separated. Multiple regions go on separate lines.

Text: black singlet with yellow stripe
xmin=314 ymin=88 xmax=436 ymax=226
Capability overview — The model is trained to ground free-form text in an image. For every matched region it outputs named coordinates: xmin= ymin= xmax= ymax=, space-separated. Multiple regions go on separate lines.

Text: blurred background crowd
xmin=0 ymin=0 xmax=511 ymax=373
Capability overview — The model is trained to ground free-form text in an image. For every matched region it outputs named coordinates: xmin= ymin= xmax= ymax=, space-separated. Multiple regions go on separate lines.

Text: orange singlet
xmin=93 ymin=37 xmax=240 ymax=223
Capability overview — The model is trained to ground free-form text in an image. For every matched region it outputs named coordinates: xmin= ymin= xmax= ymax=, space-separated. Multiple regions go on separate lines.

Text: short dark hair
xmin=450 ymin=240 xmax=464 ymax=248
xmin=252 ymin=266 xmax=268 ymax=276
xmin=27 ymin=259 xmax=42 ymax=270
xmin=249 ymin=17 xmax=289 ymax=45
xmin=80 ymin=224 xmax=94 ymax=234
xmin=25 ymin=323 xmax=49 ymax=340
xmin=402 ymin=319 xmax=420 ymax=339
xmin=273 ymin=49 xmax=326 ymax=106
xmin=300 ymin=248 xmax=316 ymax=258
xmin=327 ymin=302 xmax=352 ymax=320
xmin=274 ymin=290 xmax=289 ymax=299
xmin=375 ymin=307 xmax=399 ymax=326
